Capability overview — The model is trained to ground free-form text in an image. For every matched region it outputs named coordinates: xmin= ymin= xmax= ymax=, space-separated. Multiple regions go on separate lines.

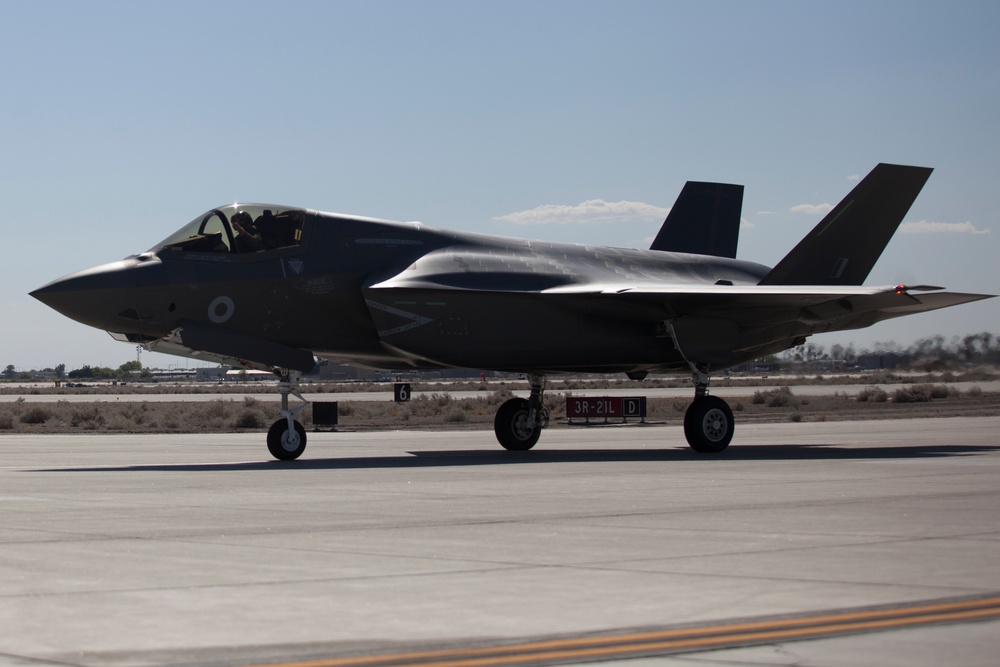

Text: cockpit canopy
xmin=152 ymin=204 xmax=306 ymax=255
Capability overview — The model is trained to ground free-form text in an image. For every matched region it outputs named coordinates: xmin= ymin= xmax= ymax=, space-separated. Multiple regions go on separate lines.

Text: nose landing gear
xmin=267 ymin=373 xmax=309 ymax=460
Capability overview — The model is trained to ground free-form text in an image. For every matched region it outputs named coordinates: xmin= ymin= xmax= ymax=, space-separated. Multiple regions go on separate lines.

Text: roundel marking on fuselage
xmin=208 ymin=296 xmax=235 ymax=323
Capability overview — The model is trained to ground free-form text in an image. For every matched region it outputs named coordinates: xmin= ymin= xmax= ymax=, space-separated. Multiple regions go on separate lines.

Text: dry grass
xmin=1 ymin=387 xmax=998 ymax=434
xmin=2 ymin=366 xmax=997 ymax=398
xmin=0 ymin=397 xmax=276 ymax=434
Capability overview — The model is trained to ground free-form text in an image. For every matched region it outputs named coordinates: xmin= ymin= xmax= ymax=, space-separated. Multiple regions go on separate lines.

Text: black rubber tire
xmin=267 ymin=419 xmax=307 ymax=460
xmin=494 ymin=398 xmax=541 ymax=451
xmin=683 ymin=396 xmax=734 ymax=453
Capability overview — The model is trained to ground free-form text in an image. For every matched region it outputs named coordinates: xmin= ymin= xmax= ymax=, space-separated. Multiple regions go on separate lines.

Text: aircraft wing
xmin=539 ymin=283 xmax=989 ymax=321
xmin=579 ymin=283 xmax=992 ymax=329
xmin=582 ymin=284 xmax=992 ymax=364
xmin=370 ymin=269 xmax=990 ymax=324
xmin=365 ymin=277 xmax=993 ymax=369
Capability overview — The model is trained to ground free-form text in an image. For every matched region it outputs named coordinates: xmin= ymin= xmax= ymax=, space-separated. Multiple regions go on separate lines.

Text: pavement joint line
xmin=234 ymin=593 xmax=1000 ymax=667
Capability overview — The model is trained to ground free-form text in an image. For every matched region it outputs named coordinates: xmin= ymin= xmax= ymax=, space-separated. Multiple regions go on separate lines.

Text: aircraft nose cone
xmin=31 ymin=260 xmax=138 ymax=331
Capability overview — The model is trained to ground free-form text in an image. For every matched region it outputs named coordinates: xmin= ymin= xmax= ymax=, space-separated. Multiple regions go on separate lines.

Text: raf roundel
xmin=208 ymin=296 xmax=235 ymax=323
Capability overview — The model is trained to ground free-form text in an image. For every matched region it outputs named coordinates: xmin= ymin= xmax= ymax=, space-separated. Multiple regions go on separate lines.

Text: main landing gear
xmin=267 ymin=373 xmax=309 ymax=461
xmin=491 ymin=369 xmax=734 ymax=454
xmin=683 ymin=368 xmax=734 ymax=453
xmin=494 ymin=374 xmax=548 ymax=451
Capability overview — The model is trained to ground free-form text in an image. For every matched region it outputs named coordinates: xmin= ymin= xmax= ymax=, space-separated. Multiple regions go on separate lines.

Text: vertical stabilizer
xmin=760 ymin=163 xmax=933 ymax=286
xmin=650 ymin=181 xmax=743 ymax=258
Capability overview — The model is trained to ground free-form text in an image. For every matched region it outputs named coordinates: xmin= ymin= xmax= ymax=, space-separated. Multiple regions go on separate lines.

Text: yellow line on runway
xmin=245 ymin=594 xmax=1000 ymax=667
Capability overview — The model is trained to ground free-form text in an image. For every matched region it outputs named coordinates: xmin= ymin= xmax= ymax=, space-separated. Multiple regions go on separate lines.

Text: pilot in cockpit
xmin=232 ymin=211 xmax=265 ymax=253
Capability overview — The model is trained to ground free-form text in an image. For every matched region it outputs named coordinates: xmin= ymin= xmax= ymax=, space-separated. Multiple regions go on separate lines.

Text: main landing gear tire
xmin=684 ymin=396 xmax=734 ymax=454
xmin=494 ymin=398 xmax=541 ymax=451
xmin=267 ymin=419 xmax=307 ymax=461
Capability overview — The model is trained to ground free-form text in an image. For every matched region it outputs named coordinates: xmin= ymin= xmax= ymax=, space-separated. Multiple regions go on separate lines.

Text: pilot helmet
xmin=232 ymin=211 xmax=253 ymax=228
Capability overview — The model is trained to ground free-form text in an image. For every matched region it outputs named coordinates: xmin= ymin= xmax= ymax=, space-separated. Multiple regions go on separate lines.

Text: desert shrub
xmin=20 ymin=406 xmax=52 ymax=424
xmin=125 ymin=406 xmax=146 ymax=425
xmin=928 ymin=384 xmax=951 ymax=399
xmin=856 ymin=386 xmax=888 ymax=403
xmin=789 ymin=413 xmax=802 ymax=422
xmin=752 ymin=386 xmax=793 ymax=407
xmin=0 ymin=414 xmax=13 ymax=429
xmin=967 ymin=385 xmax=983 ymax=397
xmin=234 ymin=410 xmax=263 ymax=429
xmin=71 ymin=405 xmax=105 ymax=429
xmin=543 ymin=393 xmax=565 ymax=417
xmin=770 ymin=387 xmax=793 ymax=407
xmin=431 ymin=393 xmax=452 ymax=408
xmin=733 ymin=401 xmax=744 ymax=412
xmin=891 ymin=385 xmax=932 ymax=403
xmin=101 ymin=413 xmax=133 ymax=431
xmin=445 ymin=407 xmax=469 ymax=423
xmin=201 ymin=399 xmax=228 ymax=420
xmin=491 ymin=386 xmax=514 ymax=401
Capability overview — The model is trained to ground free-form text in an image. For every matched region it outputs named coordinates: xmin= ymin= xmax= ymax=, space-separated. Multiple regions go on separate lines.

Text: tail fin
xmin=650 ymin=181 xmax=743 ymax=258
xmin=759 ymin=163 xmax=933 ymax=285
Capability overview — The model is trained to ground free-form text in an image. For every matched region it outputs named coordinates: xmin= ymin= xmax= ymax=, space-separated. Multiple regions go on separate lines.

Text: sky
xmin=3 ymin=1 xmax=998 ymax=371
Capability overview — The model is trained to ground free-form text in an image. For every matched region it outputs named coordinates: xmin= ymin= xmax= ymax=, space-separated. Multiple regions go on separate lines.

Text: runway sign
xmin=566 ymin=396 xmax=646 ymax=423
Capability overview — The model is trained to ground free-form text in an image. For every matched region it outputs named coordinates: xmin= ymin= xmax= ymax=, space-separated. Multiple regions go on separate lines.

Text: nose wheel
xmin=266 ymin=373 xmax=309 ymax=461
xmin=268 ymin=418 xmax=307 ymax=460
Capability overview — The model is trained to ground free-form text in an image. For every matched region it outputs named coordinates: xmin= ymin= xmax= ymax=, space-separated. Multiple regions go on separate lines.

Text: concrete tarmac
xmin=1 ymin=417 xmax=999 ymax=666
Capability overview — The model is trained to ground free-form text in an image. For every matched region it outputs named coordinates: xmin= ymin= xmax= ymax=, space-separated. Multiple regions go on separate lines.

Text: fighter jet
xmin=31 ymin=164 xmax=992 ymax=460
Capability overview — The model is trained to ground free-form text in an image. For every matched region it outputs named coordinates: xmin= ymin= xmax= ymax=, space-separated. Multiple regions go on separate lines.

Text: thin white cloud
xmin=900 ymin=220 xmax=990 ymax=235
xmin=740 ymin=217 xmax=756 ymax=230
xmin=847 ymin=174 xmax=861 ymax=182
xmin=495 ymin=199 xmax=670 ymax=225
xmin=790 ymin=203 xmax=834 ymax=215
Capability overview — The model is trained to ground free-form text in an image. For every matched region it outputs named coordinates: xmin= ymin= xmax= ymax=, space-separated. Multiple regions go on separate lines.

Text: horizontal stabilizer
xmin=760 ymin=164 xmax=933 ymax=285
xmin=650 ymin=181 xmax=743 ymax=258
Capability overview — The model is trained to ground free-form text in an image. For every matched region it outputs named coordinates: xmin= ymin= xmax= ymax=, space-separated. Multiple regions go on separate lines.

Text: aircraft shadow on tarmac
xmin=30 ymin=443 xmax=1000 ymax=473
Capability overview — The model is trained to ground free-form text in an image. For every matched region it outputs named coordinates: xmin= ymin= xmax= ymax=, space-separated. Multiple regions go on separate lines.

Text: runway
xmin=2 ymin=417 xmax=999 ymax=666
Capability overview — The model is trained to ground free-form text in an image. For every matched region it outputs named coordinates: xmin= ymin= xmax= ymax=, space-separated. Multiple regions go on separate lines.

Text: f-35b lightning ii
xmin=31 ymin=164 xmax=992 ymax=460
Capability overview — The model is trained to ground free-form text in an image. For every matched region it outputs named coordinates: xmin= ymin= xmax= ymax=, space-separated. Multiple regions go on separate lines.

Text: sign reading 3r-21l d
xmin=566 ymin=396 xmax=646 ymax=422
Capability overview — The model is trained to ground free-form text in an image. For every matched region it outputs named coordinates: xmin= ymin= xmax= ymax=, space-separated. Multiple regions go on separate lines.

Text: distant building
xmin=196 ymin=367 xmax=227 ymax=382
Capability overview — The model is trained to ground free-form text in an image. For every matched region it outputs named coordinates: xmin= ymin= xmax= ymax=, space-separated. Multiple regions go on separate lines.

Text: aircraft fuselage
xmin=33 ymin=204 xmax=774 ymax=375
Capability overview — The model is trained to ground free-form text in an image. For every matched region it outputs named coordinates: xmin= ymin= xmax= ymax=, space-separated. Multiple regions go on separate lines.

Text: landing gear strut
xmin=683 ymin=367 xmax=734 ymax=453
xmin=494 ymin=374 xmax=548 ymax=451
xmin=267 ymin=373 xmax=309 ymax=460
